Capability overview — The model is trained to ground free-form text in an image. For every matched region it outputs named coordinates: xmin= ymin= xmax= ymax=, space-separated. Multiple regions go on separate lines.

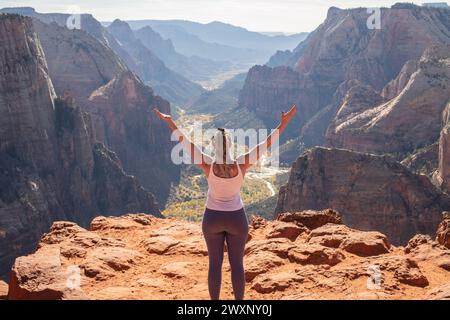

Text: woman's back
xmin=205 ymin=162 xmax=244 ymax=211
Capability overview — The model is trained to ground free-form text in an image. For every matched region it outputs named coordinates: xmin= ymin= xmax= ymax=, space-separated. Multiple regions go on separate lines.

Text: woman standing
xmin=154 ymin=105 xmax=297 ymax=300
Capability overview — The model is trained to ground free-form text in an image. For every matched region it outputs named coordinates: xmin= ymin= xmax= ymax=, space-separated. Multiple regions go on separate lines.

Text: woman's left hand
xmin=281 ymin=105 xmax=297 ymax=126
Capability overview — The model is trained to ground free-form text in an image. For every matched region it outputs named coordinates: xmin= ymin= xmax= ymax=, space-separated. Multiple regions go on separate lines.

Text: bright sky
xmin=0 ymin=0 xmax=434 ymax=32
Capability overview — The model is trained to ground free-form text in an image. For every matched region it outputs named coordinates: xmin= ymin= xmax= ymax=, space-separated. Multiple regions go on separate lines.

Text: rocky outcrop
xmin=239 ymin=5 xmax=450 ymax=154
xmin=436 ymin=212 xmax=450 ymax=249
xmin=0 ymin=15 xmax=160 ymax=277
xmin=326 ymin=45 xmax=450 ymax=156
xmin=381 ymin=60 xmax=418 ymax=100
xmin=87 ymin=71 xmax=179 ymax=202
xmin=325 ymin=82 xmax=385 ymax=150
xmin=401 ymin=143 xmax=439 ymax=178
xmin=33 ymin=19 xmax=126 ymax=106
xmin=275 ymin=147 xmax=450 ymax=244
xmin=5 ymin=211 xmax=450 ymax=300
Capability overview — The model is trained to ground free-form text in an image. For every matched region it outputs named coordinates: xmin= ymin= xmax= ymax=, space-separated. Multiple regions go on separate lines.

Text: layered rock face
xmin=435 ymin=101 xmax=450 ymax=193
xmin=239 ymin=5 xmax=450 ymax=152
xmin=401 ymin=143 xmax=439 ymax=178
xmin=0 ymin=15 xmax=160 ymax=277
xmin=5 ymin=211 xmax=450 ymax=300
xmin=239 ymin=65 xmax=316 ymax=140
xmin=326 ymin=45 xmax=450 ymax=156
xmin=33 ymin=19 xmax=126 ymax=106
xmin=275 ymin=147 xmax=450 ymax=244
xmin=87 ymin=71 xmax=179 ymax=202
xmin=28 ymin=18 xmax=180 ymax=204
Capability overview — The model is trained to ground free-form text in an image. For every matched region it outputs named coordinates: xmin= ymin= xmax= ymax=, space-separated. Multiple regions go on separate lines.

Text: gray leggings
xmin=201 ymin=207 xmax=249 ymax=300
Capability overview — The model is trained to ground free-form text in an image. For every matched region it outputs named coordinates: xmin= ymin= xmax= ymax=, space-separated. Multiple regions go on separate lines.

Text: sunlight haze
xmin=0 ymin=0 xmax=431 ymax=32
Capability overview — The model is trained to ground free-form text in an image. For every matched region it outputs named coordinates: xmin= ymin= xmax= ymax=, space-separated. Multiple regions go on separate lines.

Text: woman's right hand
xmin=153 ymin=108 xmax=172 ymax=123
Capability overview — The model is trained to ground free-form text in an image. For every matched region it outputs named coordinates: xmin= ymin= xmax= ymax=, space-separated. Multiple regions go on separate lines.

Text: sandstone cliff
xmin=0 ymin=15 xmax=160 ymax=277
xmin=275 ymin=147 xmax=450 ymax=245
xmin=435 ymin=101 xmax=450 ymax=193
xmin=33 ymin=19 xmax=126 ymax=106
xmin=87 ymin=71 xmax=179 ymax=202
xmin=239 ymin=5 xmax=450 ymax=158
xmin=326 ymin=44 xmax=450 ymax=157
xmin=4 ymin=211 xmax=450 ymax=300
xmin=28 ymin=19 xmax=180 ymax=204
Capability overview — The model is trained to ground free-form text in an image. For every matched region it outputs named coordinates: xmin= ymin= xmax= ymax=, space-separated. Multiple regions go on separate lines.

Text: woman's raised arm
xmin=237 ymin=105 xmax=297 ymax=170
xmin=154 ymin=109 xmax=212 ymax=171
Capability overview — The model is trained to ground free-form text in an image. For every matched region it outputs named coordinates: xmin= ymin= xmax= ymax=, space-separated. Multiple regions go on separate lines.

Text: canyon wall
xmin=0 ymin=15 xmax=160 ymax=277
xmin=239 ymin=5 xmax=450 ymax=157
xmin=275 ymin=147 xmax=450 ymax=244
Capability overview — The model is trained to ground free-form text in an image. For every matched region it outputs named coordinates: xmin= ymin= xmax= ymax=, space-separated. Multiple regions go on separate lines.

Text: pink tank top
xmin=205 ymin=161 xmax=244 ymax=211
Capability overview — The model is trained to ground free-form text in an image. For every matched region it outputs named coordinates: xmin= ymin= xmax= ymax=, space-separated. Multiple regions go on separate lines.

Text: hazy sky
xmin=0 ymin=0 xmax=434 ymax=32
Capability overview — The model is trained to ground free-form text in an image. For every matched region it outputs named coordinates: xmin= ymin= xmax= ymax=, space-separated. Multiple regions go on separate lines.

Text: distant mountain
xmin=125 ymin=19 xmax=308 ymax=52
xmin=134 ymin=26 xmax=231 ymax=82
xmin=106 ymin=19 xmax=204 ymax=105
xmin=0 ymin=7 xmax=205 ymax=105
xmin=127 ymin=22 xmax=264 ymax=64
xmin=121 ymin=19 xmax=308 ymax=65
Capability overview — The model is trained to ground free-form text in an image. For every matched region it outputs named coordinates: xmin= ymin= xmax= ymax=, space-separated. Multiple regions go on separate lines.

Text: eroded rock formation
xmin=5 ymin=210 xmax=450 ymax=300
xmin=326 ymin=45 xmax=450 ymax=156
xmin=239 ymin=5 xmax=450 ymax=156
xmin=87 ymin=71 xmax=179 ymax=201
xmin=275 ymin=147 xmax=450 ymax=244
xmin=0 ymin=15 xmax=159 ymax=277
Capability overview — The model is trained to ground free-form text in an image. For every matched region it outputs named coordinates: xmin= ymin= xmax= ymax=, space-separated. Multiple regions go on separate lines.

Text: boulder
xmin=8 ymin=247 xmax=86 ymax=300
xmin=287 ymin=244 xmax=345 ymax=266
xmin=276 ymin=209 xmax=342 ymax=230
xmin=142 ymin=236 xmax=180 ymax=254
xmin=251 ymin=272 xmax=304 ymax=294
xmin=266 ymin=221 xmax=306 ymax=241
xmin=81 ymin=247 xmax=142 ymax=280
xmin=244 ymin=238 xmax=296 ymax=259
xmin=244 ymin=251 xmax=286 ymax=282
xmin=160 ymin=262 xmax=196 ymax=279
xmin=307 ymin=224 xmax=391 ymax=257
